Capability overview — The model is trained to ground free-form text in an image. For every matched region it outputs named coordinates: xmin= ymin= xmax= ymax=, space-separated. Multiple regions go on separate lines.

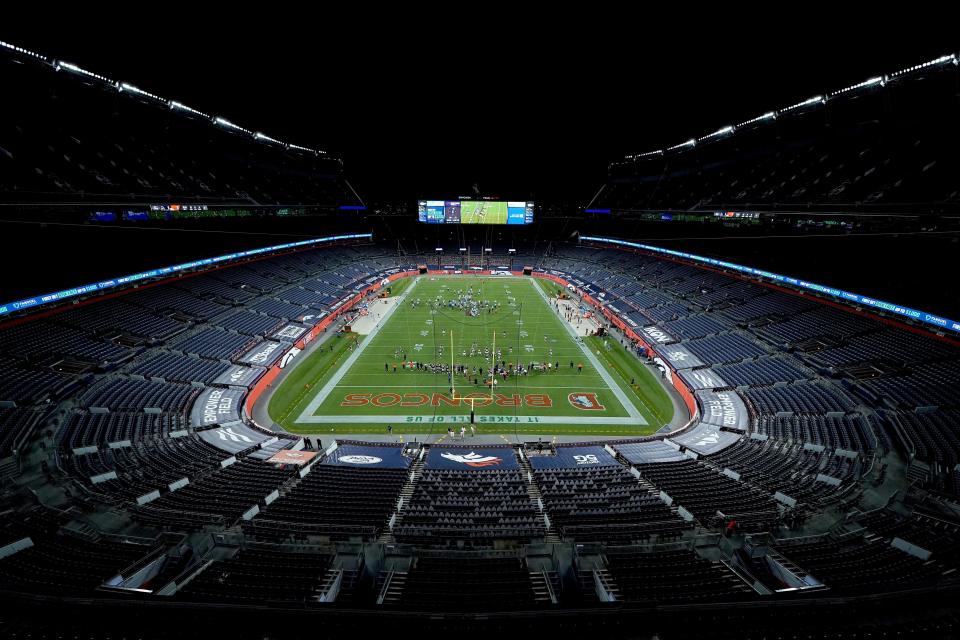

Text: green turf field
xmin=268 ymin=276 xmax=674 ymax=435
xmin=461 ymin=201 xmax=508 ymax=224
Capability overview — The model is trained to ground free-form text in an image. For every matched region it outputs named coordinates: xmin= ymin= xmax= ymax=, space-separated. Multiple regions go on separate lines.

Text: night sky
xmin=7 ymin=17 xmax=957 ymax=203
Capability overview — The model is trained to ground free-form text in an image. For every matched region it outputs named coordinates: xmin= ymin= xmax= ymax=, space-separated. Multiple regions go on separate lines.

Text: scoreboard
xmin=418 ymin=200 xmax=534 ymax=225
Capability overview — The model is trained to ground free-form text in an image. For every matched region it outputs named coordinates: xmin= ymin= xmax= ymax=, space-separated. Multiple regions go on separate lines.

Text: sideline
xmin=295 ymin=277 xmax=421 ymax=422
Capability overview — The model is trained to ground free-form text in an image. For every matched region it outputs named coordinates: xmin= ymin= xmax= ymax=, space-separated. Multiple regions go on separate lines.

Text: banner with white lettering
xmin=190 ymin=387 xmax=246 ymax=428
xmin=657 ymin=344 xmax=704 ymax=370
xmin=642 ymin=325 xmax=677 ymax=345
xmin=238 ymin=340 xmax=284 ymax=366
xmin=697 ymin=390 xmax=750 ymax=431
xmin=679 ymin=368 xmax=729 ymax=391
xmin=213 ymin=365 xmax=265 ymax=389
xmin=529 ymin=446 xmax=618 ymax=469
xmin=671 ymin=423 xmax=741 ymax=455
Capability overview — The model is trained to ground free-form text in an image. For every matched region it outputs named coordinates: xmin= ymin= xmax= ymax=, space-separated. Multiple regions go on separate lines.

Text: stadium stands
xmin=2 ymin=44 xmax=960 ymax=628
xmin=598 ymin=64 xmax=960 ymax=215
xmin=394 ymin=464 xmax=545 ymax=546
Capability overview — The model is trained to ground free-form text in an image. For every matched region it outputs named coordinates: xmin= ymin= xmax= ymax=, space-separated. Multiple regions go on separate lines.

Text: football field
xmin=460 ymin=201 xmax=508 ymax=224
xmin=268 ymin=276 xmax=674 ymax=435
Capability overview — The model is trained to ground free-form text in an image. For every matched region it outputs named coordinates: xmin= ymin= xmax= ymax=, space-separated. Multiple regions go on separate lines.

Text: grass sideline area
xmin=267 ymin=332 xmax=361 ymax=427
xmin=585 ymin=336 xmax=673 ymax=426
xmin=268 ymin=276 xmax=675 ymax=436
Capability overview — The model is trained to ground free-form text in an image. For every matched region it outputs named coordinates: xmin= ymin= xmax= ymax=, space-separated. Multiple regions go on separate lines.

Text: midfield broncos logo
xmin=568 ymin=392 xmax=605 ymax=411
xmin=440 ymin=451 xmax=503 ymax=467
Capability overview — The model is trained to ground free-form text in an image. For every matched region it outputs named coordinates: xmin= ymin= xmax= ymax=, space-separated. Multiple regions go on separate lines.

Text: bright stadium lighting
xmin=254 ymin=132 xmax=283 ymax=145
xmin=55 ymin=61 xmax=116 ymax=86
xmin=781 ymin=95 xmax=824 ymax=112
xmin=214 ymin=117 xmax=252 ymax=135
xmin=889 ymin=53 xmax=957 ymax=77
xmin=699 ymin=125 xmax=735 ymax=142
xmin=737 ymin=112 xmax=777 ymax=128
xmin=667 ymin=139 xmax=696 ymax=151
xmin=288 ymin=143 xmax=319 ymax=155
xmin=169 ymin=100 xmax=210 ymax=119
xmin=0 ymin=40 xmax=46 ymax=61
xmin=119 ymin=83 xmax=163 ymax=102
xmin=830 ymin=76 xmax=885 ymax=97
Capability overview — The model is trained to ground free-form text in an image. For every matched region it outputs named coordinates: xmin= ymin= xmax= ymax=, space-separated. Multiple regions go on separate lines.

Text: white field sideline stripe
xmin=295 ymin=277 xmax=420 ymax=423
xmin=527 ymin=278 xmax=644 ymax=421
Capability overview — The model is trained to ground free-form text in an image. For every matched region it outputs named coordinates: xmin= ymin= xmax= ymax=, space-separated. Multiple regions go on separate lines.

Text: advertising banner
xmin=190 ymin=387 xmax=245 ymax=428
xmin=697 ymin=390 xmax=750 ymax=431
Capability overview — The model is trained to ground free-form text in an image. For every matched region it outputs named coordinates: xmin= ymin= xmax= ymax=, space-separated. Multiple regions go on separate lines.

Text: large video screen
xmin=418 ymin=200 xmax=534 ymax=225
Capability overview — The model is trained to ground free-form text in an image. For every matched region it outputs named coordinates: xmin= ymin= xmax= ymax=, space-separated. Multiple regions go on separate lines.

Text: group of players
xmin=408 ymin=286 xmax=503 ymax=318
xmin=385 ymin=358 xmax=582 ymax=383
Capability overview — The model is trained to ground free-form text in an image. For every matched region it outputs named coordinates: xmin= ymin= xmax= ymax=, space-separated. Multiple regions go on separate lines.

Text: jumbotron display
xmin=418 ymin=200 xmax=535 ymax=224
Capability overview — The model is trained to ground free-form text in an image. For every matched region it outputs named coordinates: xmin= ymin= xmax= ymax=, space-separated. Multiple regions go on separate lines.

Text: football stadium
xmin=1 ymin=30 xmax=960 ymax=638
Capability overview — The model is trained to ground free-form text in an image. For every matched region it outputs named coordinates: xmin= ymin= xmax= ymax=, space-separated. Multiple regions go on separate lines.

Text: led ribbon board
xmin=0 ymin=233 xmax=373 ymax=317
xmin=581 ymin=235 xmax=960 ymax=334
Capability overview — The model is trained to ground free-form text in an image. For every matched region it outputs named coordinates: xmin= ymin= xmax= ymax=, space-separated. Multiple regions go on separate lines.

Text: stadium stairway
xmin=518 ymin=448 xmax=560 ymax=543
xmin=375 ymin=569 xmax=407 ymax=606
xmin=528 ymin=568 xmax=560 ymax=605
xmin=377 ymin=452 xmax=425 ymax=544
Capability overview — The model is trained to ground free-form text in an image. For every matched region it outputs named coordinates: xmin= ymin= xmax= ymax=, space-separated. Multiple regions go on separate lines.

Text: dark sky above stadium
xmin=10 ymin=15 xmax=956 ymax=204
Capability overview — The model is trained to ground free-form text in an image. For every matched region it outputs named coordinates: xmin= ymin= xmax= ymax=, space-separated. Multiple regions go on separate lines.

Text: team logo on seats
xmin=216 ymin=427 xmax=254 ymax=444
xmin=440 ymin=452 xmax=503 ymax=467
xmin=696 ymin=430 xmax=721 ymax=446
xmin=568 ymin=393 xmax=605 ymax=411
xmin=339 ymin=455 xmax=383 ymax=465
